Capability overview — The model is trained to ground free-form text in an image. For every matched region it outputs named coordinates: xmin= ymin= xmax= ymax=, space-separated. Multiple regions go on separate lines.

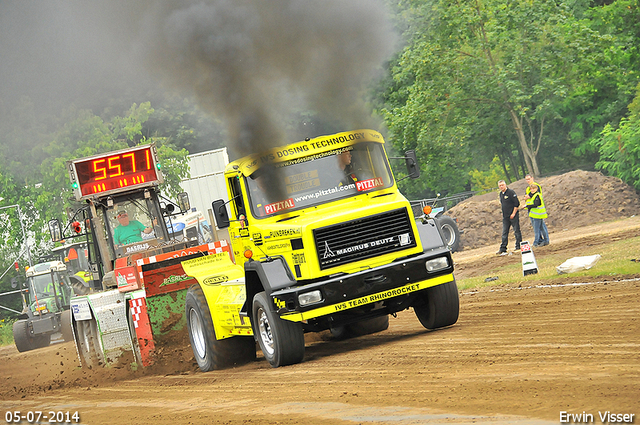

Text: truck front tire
xmin=252 ymin=291 xmax=304 ymax=368
xmin=186 ymin=285 xmax=256 ymax=372
xmin=414 ymin=280 xmax=459 ymax=330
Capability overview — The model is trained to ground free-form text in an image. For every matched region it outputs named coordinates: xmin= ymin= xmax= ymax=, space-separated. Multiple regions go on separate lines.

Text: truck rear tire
xmin=186 ymin=285 xmax=256 ymax=372
xmin=13 ymin=320 xmax=36 ymax=352
xmin=330 ymin=315 xmax=390 ymax=339
xmin=414 ymin=280 xmax=459 ymax=330
xmin=252 ymin=291 xmax=304 ymax=368
xmin=60 ymin=310 xmax=74 ymax=342
xmin=436 ymin=215 xmax=461 ymax=253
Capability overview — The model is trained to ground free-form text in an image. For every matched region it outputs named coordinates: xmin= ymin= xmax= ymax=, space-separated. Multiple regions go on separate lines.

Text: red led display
xmin=73 ymin=146 xmax=160 ymax=198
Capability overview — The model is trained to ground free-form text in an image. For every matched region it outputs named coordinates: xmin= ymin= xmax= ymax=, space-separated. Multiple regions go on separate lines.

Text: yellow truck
xmin=186 ymin=129 xmax=459 ymax=370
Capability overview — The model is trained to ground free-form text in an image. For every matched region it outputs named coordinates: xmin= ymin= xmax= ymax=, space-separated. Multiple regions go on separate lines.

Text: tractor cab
xmin=24 ymin=261 xmax=72 ymax=316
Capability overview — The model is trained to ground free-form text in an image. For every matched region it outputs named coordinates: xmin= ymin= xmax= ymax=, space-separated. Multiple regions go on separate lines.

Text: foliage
xmin=468 ymin=156 xmax=511 ymax=191
xmin=0 ymin=103 xmax=190 ymax=305
xmin=0 ymin=318 xmax=15 ymax=346
xmin=377 ymin=0 xmax=633 ymax=198
xmin=592 ymin=83 xmax=640 ymax=190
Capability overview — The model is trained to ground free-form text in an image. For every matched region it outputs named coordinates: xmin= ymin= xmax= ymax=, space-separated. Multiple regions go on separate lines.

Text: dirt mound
xmin=447 ymin=170 xmax=640 ymax=250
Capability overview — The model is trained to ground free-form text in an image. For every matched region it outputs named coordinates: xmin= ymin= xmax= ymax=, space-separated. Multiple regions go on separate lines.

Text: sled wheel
xmin=414 ymin=280 xmax=460 ymax=330
xmin=60 ymin=310 xmax=74 ymax=342
xmin=252 ymin=291 xmax=304 ymax=368
xmin=75 ymin=318 xmax=102 ymax=368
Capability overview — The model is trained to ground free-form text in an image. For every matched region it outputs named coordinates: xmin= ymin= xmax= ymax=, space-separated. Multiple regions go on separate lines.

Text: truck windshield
xmin=246 ymin=142 xmax=393 ymax=217
xmin=106 ymin=198 xmax=160 ymax=248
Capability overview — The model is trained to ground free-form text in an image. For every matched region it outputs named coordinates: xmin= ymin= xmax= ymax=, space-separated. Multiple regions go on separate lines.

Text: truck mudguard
xmin=415 ymin=218 xmax=447 ymax=251
xmin=244 ymin=256 xmax=297 ymax=296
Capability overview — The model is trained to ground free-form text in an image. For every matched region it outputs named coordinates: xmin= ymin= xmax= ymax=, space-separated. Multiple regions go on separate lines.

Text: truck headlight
xmin=298 ymin=290 xmax=323 ymax=306
xmin=425 ymin=257 xmax=449 ymax=272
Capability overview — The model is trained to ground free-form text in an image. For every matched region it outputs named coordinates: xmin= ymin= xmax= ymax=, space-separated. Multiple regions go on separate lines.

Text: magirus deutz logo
xmin=321 ymin=233 xmax=411 ymax=260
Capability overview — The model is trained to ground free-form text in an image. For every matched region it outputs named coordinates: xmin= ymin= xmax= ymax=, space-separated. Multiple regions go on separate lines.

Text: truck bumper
xmin=272 ymin=248 xmax=454 ymax=322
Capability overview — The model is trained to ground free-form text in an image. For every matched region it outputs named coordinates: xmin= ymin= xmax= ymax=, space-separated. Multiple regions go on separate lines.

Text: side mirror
xmin=48 ymin=219 xmax=63 ymax=242
xmin=212 ymin=199 xmax=230 ymax=229
xmin=11 ymin=277 xmax=18 ymax=289
xmin=405 ymin=150 xmax=420 ymax=179
xmin=177 ymin=192 xmax=190 ymax=212
xmin=163 ymin=203 xmax=175 ymax=215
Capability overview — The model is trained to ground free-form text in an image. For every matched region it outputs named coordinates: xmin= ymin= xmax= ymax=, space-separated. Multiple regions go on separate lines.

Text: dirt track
xmin=1 ymin=220 xmax=639 ymax=424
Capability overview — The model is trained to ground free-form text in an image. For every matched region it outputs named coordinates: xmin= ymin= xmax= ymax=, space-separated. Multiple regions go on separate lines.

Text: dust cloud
xmin=1 ymin=1 xmax=397 ymax=200
xmin=134 ymin=0 xmax=398 ymax=201
xmin=135 ymin=0 xmax=398 ymax=153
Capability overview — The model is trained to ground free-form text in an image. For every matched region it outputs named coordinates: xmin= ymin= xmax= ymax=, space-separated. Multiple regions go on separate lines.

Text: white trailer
xmin=180 ymin=148 xmax=229 ymax=216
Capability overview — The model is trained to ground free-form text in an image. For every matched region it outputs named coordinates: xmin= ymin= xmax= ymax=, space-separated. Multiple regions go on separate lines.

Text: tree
xmin=592 ymin=83 xmax=640 ymax=190
xmin=378 ymin=0 xmax=625 ymax=196
xmin=0 ymin=103 xmax=190 ymax=280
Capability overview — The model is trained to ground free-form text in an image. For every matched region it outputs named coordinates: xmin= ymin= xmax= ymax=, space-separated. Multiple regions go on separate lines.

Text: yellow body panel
xmin=182 ymin=254 xmax=253 ymax=339
xmin=228 ymin=129 xmax=385 ymax=177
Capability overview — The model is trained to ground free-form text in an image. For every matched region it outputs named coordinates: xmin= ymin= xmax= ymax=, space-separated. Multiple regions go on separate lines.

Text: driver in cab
xmin=113 ymin=210 xmax=154 ymax=246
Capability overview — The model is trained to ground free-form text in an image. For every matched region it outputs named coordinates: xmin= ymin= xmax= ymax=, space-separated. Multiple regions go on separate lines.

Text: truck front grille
xmin=314 ymin=208 xmax=417 ymax=270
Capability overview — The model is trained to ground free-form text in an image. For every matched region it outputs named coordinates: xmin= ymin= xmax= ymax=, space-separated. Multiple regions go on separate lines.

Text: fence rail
xmin=410 ymin=190 xmax=489 ymax=217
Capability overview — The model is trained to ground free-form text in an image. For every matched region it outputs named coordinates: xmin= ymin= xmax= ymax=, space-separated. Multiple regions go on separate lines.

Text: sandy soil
xmin=1 ymin=217 xmax=638 ymax=424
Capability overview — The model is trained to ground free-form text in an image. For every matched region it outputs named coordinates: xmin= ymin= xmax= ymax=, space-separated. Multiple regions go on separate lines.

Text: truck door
xmin=228 ymin=176 xmax=248 ymax=225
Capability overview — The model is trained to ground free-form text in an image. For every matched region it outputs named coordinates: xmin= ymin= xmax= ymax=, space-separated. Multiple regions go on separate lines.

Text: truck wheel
xmin=330 ymin=315 xmax=390 ymax=339
xmin=34 ymin=333 xmax=51 ymax=349
xmin=186 ymin=286 xmax=256 ymax=372
xmin=13 ymin=320 xmax=36 ymax=352
xmin=252 ymin=291 xmax=304 ymax=368
xmin=75 ymin=319 xmax=102 ymax=368
xmin=348 ymin=315 xmax=389 ymax=337
xmin=436 ymin=215 xmax=461 ymax=252
xmin=414 ymin=280 xmax=459 ymax=330
xmin=60 ymin=310 xmax=74 ymax=342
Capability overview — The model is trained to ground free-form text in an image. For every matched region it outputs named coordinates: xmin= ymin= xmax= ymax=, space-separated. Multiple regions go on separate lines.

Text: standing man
xmin=523 ymin=174 xmax=549 ymax=245
xmin=520 ymin=183 xmax=549 ymax=246
xmin=497 ymin=180 xmax=522 ymax=255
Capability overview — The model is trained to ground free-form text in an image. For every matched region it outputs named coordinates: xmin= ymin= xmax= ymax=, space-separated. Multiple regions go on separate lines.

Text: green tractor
xmin=12 ymin=261 xmax=76 ymax=352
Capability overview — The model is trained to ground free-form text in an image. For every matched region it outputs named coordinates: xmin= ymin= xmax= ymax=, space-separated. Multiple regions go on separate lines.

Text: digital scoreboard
xmin=68 ymin=144 xmax=163 ymax=201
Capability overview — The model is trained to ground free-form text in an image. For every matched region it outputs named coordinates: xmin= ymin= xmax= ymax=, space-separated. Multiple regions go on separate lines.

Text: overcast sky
xmin=0 ymin=2 xmax=154 ymax=115
xmin=0 ymin=0 xmax=398 ymax=154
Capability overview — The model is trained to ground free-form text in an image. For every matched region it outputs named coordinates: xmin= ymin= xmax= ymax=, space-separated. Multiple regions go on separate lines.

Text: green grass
xmin=457 ymin=235 xmax=640 ymax=290
xmin=0 ymin=318 xmax=15 ymax=346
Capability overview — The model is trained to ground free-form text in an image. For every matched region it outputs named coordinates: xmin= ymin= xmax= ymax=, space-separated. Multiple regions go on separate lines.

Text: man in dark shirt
xmin=497 ymin=180 xmax=522 ymax=255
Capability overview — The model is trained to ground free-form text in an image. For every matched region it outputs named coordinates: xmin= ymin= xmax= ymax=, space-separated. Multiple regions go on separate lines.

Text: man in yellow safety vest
xmin=521 ymin=183 xmax=549 ymax=247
